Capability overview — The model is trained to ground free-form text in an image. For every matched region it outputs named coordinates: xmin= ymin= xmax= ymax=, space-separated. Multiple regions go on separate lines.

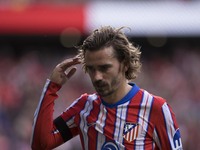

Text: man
xmin=31 ymin=26 xmax=183 ymax=150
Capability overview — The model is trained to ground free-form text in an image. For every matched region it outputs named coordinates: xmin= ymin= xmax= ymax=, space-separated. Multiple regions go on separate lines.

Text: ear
xmin=120 ymin=61 xmax=129 ymax=75
xmin=123 ymin=61 xmax=129 ymax=72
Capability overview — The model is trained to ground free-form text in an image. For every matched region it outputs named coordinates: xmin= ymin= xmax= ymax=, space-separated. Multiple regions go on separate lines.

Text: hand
xmin=50 ymin=57 xmax=81 ymax=85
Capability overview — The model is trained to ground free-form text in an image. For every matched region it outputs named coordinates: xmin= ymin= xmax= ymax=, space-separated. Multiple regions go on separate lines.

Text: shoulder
xmin=152 ymin=95 xmax=167 ymax=107
xmin=141 ymin=89 xmax=167 ymax=110
xmin=63 ymin=93 xmax=99 ymax=113
xmin=148 ymin=92 xmax=175 ymax=119
xmin=77 ymin=93 xmax=99 ymax=104
xmin=142 ymin=90 xmax=175 ymax=121
xmin=79 ymin=93 xmax=98 ymax=100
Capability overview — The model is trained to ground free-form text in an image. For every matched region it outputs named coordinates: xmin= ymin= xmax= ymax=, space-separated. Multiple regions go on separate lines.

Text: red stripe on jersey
xmin=168 ymin=104 xmax=179 ymax=130
xmin=87 ymin=98 xmax=101 ymax=150
xmin=104 ymin=107 xmax=117 ymax=140
xmin=149 ymin=95 xmax=172 ymax=149
xmin=61 ymin=94 xmax=88 ymax=122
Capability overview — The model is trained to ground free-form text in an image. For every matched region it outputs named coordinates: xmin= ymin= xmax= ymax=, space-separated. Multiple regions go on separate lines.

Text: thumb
xmin=65 ymin=67 xmax=77 ymax=79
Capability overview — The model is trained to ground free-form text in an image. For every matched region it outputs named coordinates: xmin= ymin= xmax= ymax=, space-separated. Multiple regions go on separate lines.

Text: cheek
xmin=106 ymin=67 xmax=122 ymax=82
xmin=109 ymin=67 xmax=126 ymax=86
xmin=88 ymin=73 xmax=95 ymax=82
xmin=109 ymin=76 xmax=122 ymax=91
xmin=110 ymin=72 xmax=122 ymax=84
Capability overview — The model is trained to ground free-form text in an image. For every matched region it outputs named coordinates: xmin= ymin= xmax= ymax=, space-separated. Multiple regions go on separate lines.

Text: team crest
xmin=123 ymin=122 xmax=141 ymax=142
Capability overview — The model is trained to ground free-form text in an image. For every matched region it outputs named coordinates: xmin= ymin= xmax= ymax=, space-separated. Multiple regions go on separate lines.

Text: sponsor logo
xmin=101 ymin=141 xmax=119 ymax=150
xmin=173 ymin=129 xmax=183 ymax=150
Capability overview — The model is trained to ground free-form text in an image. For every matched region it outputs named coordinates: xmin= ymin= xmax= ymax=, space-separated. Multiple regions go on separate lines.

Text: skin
xmin=50 ymin=46 xmax=132 ymax=104
xmin=50 ymin=57 xmax=81 ymax=85
xmin=85 ymin=46 xmax=132 ymax=104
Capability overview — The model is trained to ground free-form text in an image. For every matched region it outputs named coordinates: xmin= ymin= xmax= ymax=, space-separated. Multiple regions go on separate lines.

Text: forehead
xmin=85 ymin=46 xmax=117 ymax=65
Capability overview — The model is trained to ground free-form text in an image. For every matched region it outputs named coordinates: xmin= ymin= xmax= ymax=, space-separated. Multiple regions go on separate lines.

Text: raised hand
xmin=50 ymin=57 xmax=81 ymax=85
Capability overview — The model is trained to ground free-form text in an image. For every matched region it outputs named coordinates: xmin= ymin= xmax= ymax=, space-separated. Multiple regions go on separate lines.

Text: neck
xmin=102 ymin=83 xmax=132 ymax=104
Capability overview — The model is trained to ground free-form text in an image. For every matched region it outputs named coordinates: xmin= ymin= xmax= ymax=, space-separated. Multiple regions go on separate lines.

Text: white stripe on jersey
xmin=95 ymin=103 xmax=107 ymax=134
xmin=96 ymin=103 xmax=107 ymax=149
xmin=153 ymin=128 xmax=161 ymax=149
xmin=79 ymin=94 xmax=97 ymax=150
xmin=135 ymin=90 xmax=153 ymax=149
xmin=30 ymin=79 xmax=50 ymax=145
xmin=114 ymin=101 xmax=130 ymax=149
xmin=162 ymin=102 xmax=177 ymax=149
xmin=65 ymin=94 xmax=86 ymax=129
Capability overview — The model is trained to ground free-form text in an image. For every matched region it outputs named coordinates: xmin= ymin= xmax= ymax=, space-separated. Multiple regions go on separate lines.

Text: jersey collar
xmin=101 ymin=83 xmax=140 ymax=108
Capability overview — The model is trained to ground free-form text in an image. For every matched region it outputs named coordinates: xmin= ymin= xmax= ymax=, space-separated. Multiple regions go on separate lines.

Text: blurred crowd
xmin=0 ymin=45 xmax=200 ymax=150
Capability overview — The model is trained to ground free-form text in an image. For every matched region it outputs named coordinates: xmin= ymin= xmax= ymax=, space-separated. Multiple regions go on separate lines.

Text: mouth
xmin=93 ymin=80 xmax=106 ymax=86
xmin=95 ymin=85 xmax=106 ymax=90
xmin=94 ymin=83 xmax=108 ymax=91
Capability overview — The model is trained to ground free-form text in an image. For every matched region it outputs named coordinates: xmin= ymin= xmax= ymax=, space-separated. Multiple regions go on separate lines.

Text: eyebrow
xmin=86 ymin=63 xmax=112 ymax=68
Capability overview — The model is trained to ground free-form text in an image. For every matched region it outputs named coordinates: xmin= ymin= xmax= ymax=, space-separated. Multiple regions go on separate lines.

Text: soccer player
xmin=31 ymin=26 xmax=183 ymax=150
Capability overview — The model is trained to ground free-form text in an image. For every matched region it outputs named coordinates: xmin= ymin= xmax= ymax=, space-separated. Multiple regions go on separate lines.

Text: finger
xmin=65 ymin=67 xmax=77 ymax=79
xmin=59 ymin=57 xmax=81 ymax=71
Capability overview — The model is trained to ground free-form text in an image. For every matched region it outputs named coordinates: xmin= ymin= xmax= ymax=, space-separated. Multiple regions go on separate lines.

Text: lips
xmin=94 ymin=84 xmax=108 ymax=93
xmin=94 ymin=81 xmax=107 ymax=87
xmin=95 ymin=83 xmax=107 ymax=88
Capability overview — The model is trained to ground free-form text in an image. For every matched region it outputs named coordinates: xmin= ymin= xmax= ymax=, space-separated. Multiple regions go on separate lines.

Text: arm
xmin=31 ymin=57 xmax=81 ymax=150
xmin=152 ymin=98 xmax=183 ymax=150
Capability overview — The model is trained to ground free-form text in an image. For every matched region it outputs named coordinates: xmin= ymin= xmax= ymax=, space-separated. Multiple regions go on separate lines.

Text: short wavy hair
xmin=77 ymin=26 xmax=142 ymax=80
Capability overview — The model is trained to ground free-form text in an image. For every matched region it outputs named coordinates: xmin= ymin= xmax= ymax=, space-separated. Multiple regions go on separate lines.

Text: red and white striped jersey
xmin=31 ymin=79 xmax=183 ymax=150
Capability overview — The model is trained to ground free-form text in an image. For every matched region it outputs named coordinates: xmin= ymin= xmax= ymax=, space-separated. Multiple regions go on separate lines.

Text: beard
xmin=93 ymin=78 xmax=119 ymax=98
xmin=93 ymin=80 xmax=109 ymax=96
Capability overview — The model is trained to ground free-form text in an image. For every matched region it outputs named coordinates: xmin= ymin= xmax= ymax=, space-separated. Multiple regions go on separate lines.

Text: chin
xmin=98 ymin=90 xmax=114 ymax=98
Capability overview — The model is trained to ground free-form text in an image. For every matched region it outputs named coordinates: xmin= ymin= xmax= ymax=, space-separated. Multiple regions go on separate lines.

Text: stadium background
xmin=0 ymin=0 xmax=200 ymax=149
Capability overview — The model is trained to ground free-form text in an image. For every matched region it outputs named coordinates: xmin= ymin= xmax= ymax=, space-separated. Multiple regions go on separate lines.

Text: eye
xmin=99 ymin=65 xmax=111 ymax=72
xmin=86 ymin=66 xmax=95 ymax=73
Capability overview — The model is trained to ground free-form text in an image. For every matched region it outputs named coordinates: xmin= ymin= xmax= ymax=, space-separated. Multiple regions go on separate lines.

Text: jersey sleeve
xmin=151 ymin=97 xmax=183 ymax=150
xmin=31 ymin=79 xmax=72 ymax=150
xmin=53 ymin=92 xmax=89 ymax=141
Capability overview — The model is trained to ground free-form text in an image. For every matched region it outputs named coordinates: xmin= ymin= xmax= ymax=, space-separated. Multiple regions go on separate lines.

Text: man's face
xmin=85 ymin=46 xmax=126 ymax=98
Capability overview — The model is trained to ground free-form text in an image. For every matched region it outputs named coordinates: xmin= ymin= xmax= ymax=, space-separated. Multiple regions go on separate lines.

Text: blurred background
xmin=0 ymin=0 xmax=200 ymax=149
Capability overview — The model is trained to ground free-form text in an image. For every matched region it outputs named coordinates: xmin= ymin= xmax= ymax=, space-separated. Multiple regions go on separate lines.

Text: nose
xmin=93 ymin=70 xmax=103 ymax=82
